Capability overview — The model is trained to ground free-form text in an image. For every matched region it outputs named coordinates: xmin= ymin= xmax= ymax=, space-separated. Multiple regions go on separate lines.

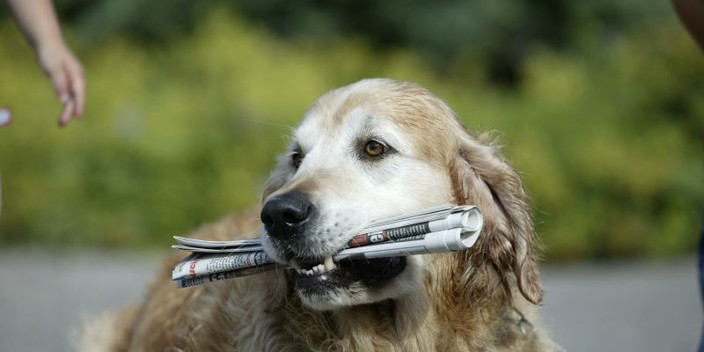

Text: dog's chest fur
xmin=126 ymin=248 xmax=546 ymax=352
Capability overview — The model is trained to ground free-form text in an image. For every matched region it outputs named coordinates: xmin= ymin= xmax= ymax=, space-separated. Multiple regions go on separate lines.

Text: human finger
xmin=49 ymin=64 xmax=70 ymax=103
xmin=67 ymin=61 xmax=85 ymax=117
xmin=57 ymin=99 xmax=75 ymax=127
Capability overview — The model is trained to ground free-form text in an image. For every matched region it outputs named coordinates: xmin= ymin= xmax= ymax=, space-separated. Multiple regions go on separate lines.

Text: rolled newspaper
xmin=172 ymin=226 xmax=480 ymax=282
xmin=348 ymin=205 xmax=482 ymax=247
xmin=176 ymin=264 xmax=278 ymax=288
xmin=336 ymin=227 xmax=479 ymax=260
xmin=172 ymin=251 xmax=275 ymax=280
xmin=171 ymin=205 xmax=483 ymax=288
xmin=173 ymin=205 xmax=481 ymax=253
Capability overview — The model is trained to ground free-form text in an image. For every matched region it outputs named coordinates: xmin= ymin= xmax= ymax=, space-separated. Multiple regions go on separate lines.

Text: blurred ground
xmin=0 ymin=248 xmax=700 ymax=352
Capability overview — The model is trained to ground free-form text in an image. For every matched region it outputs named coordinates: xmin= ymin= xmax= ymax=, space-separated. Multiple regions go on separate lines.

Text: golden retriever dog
xmin=78 ymin=78 xmax=560 ymax=351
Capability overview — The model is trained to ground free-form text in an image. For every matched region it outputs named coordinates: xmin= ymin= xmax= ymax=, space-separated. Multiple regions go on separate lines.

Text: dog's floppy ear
xmin=449 ymin=132 xmax=543 ymax=305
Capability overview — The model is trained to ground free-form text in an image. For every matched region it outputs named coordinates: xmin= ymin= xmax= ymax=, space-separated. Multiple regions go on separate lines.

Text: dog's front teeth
xmin=293 ymin=258 xmax=337 ymax=276
xmin=324 ymin=256 xmax=336 ymax=271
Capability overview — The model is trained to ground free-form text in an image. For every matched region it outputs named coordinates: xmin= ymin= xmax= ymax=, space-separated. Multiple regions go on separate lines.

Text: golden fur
xmin=77 ymin=79 xmax=560 ymax=351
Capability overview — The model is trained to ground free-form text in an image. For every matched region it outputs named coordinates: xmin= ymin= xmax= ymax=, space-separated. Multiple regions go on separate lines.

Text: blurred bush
xmin=0 ymin=9 xmax=702 ymax=260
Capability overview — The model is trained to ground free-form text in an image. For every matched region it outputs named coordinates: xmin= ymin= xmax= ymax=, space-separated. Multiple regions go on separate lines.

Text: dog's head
xmin=260 ymin=78 xmax=542 ymax=310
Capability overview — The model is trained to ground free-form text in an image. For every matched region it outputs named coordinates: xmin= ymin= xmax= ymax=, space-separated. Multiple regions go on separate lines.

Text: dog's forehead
xmin=296 ymin=101 xmax=398 ymax=145
xmin=296 ymin=79 xmax=456 ymax=146
xmin=294 ymin=79 xmax=460 ymax=161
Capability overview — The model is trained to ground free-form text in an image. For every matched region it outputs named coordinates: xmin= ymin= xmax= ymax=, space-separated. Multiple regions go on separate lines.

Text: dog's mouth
xmin=289 ymin=255 xmax=407 ymax=293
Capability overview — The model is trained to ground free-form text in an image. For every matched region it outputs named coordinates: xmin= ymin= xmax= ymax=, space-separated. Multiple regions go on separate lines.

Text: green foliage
xmin=0 ymin=11 xmax=702 ymax=260
xmin=2 ymin=0 xmax=671 ymax=83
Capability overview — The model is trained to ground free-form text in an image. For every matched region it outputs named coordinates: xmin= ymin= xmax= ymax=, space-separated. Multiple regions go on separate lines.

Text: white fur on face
xmin=260 ymin=80 xmax=456 ymax=309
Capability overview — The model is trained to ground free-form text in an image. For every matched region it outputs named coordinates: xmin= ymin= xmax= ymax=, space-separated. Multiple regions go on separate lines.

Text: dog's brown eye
xmin=291 ymin=151 xmax=303 ymax=168
xmin=364 ymin=140 xmax=386 ymax=158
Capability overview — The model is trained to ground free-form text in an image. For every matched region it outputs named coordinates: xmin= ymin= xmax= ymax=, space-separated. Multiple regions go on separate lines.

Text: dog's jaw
xmin=292 ymin=255 xmax=425 ymax=311
xmin=259 ymin=222 xmax=427 ymax=311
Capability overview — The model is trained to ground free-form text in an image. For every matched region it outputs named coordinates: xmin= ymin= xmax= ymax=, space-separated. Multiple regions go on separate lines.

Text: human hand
xmin=4 ymin=0 xmax=86 ymax=128
xmin=36 ymin=41 xmax=85 ymax=127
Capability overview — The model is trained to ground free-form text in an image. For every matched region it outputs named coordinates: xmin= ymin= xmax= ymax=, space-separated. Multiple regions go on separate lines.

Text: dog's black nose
xmin=261 ymin=192 xmax=316 ymax=240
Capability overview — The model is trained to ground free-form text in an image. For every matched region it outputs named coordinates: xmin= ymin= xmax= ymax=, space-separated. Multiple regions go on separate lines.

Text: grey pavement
xmin=541 ymin=259 xmax=700 ymax=352
xmin=0 ymin=248 xmax=700 ymax=352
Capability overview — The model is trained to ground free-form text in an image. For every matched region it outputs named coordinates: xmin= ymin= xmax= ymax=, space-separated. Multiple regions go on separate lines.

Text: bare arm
xmin=4 ymin=0 xmax=85 ymax=127
xmin=6 ymin=0 xmax=64 ymax=50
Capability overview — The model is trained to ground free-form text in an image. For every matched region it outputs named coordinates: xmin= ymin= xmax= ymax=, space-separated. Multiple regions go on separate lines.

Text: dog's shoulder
xmin=77 ymin=209 xmax=264 ymax=352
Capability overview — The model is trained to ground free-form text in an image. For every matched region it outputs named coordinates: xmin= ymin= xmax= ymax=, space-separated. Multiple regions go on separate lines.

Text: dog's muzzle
xmin=260 ymin=191 xmax=408 ymax=305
